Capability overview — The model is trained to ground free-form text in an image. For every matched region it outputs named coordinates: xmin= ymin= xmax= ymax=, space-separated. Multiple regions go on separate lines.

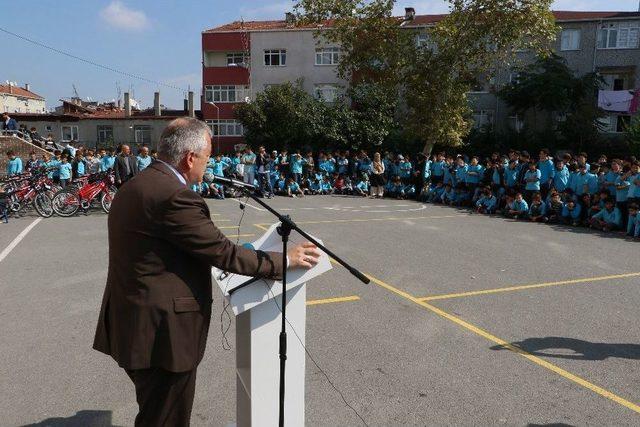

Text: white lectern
xmin=213 ymin=223 xmax=332 ymax=427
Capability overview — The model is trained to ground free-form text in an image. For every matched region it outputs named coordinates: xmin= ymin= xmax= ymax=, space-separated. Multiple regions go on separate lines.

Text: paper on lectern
xmin=212 ymin=223 xmax=332 ymax=315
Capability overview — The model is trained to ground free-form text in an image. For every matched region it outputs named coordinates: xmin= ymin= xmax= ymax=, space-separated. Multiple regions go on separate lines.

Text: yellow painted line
xmin=224 ymin=233 xmax=256 ymax=239
xmin=254 ymin=214 xmax=460 ymax=228
xmin=306 ymin=295 xmax=360 ymax=306
xmin=363 ymin=273 xmax=640 ymax=415
xmin=254 ymin=224 xmax=269 ymax=231
xmin=419 ymin=272 xmax=640 ymax=301
xmin=218 ymin=225 xmax=240 ymax=230
xmin=215 ymin=219 xmax=232 ymax=222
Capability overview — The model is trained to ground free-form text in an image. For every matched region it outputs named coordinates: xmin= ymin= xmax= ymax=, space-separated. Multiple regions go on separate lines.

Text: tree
xmin=234 ymin=79 xmax=396 ymax=151
xmin=294 ymin=0 xmax=558 ymax=154
xmin=499 ymin=54 xmax=605 ymax=151
xmin=234 ymin=80 xmax=328 ymax=150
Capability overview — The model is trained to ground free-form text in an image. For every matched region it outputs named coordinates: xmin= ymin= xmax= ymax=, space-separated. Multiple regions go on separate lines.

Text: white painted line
xmin=227 ymin=198 xmax=265 ymax=211
xmin=0 ymin=218 xmax=42 ymax=264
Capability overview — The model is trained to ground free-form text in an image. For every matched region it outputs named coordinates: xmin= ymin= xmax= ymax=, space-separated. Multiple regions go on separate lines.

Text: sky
xmin=1 ymin=0 xmax=638 ymax=110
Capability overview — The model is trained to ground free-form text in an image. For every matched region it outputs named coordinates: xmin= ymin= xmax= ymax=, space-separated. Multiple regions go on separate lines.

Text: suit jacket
xmin=113 ymin=155 xmax=139 ymax=183
xmin=93 ymin=161 xmax=284 ymax=372
xmin=3 ymin=118 xmax=18 ymax=131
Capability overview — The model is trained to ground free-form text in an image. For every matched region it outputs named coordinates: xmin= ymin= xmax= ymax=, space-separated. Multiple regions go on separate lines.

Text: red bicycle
xmin=52 ymin=170 xmax=116 ymax=217
xmin=1 ymin=168 xmax=56 ymax=218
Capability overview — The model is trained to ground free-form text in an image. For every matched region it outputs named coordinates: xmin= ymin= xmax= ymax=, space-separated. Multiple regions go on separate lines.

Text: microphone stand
xmin=226 ymin=181 xmax=369 ymax=427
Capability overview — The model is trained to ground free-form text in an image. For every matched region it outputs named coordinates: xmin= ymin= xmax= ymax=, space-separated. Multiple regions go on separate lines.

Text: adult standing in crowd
xmin=241 ymin=146 xmax=256 ymax=185
xmin=1 ymin=112 xmax=18 ymax=132
xmin=113 ymin=144 xmax=139 ymax=186
xmin=93 ymin=117 xmax=320 ymax=426
xmin=370 ymin=152 xmax=386 ymax=198
xmin=136 ymin=146 xmax=152 ymax=171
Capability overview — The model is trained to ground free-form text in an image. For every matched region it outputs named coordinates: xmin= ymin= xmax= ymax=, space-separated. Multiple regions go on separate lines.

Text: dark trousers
xmin=125 ymin=367 xmax=197 ymax=427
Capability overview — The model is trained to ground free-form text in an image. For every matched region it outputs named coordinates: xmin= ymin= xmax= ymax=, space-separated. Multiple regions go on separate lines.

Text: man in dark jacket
xmin=93 ymin=117 xmax=320 ymax=426
xmin=113 ymin=144 xmax=139 ymax=186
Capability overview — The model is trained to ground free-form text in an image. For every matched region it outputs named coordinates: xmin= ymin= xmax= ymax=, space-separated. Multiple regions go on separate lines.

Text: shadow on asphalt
xmin=21 ymin=410 xmax=121 ymax=427
xmin=527 ymin=423 xmax=575 ymax=426
xmin=491 ymin=337 xmax=640 ymax=361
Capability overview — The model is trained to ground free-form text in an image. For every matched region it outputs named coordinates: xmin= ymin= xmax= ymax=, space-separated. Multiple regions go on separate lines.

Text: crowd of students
xmin=192 ymin=146 xmax=640 ymax=240
xmin=5 ymin=143 xmax=640 ymax=239
xmin=4 ymin=145 xmax=156 ymax=188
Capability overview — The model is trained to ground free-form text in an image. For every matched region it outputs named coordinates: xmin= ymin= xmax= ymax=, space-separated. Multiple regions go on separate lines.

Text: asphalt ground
xmin=0 ymin=195 xmax=639 ymax=426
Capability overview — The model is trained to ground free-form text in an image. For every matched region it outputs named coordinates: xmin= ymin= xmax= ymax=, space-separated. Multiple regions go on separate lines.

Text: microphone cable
xmin=219 ymin=193 xmax=250 ymax=351
xmin=261 ymin=280 xmax=370 ymax=426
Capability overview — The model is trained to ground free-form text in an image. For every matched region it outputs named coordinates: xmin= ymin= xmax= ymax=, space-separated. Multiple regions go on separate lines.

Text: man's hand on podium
xmin=287 ymin=242 xmax=322 ymax=269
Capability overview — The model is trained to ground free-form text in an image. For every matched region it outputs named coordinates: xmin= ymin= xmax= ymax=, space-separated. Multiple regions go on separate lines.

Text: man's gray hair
xmin=157 ymin=117 xmax=211 ymax=166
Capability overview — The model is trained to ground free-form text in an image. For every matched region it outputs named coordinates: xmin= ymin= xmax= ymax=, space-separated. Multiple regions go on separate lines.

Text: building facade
xmin=9 ymin=92 xmax=198 ymax=150
xmin=0 ymin=83 xmax=46 ymax=114
xmin=202 ymin=10 xmax=640 ymax=151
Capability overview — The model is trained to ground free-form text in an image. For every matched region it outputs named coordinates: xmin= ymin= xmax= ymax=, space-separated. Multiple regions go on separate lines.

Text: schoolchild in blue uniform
xmin=589 ymin=198 xmax=621 ymax=231
xmin=528 ymin=192 xmax=547 ymax=222
xmin=506 ymin=193 xmax=529 ymax=219
xmin=475 ymin=187 xmax=497 ymax=214
xmin=552 ymin=160 xmax=570 ymax=192
xmin=626 ymin=204 xmax=640 ymax=238
xmin=561 ymin=199 xmax=582 ymax=226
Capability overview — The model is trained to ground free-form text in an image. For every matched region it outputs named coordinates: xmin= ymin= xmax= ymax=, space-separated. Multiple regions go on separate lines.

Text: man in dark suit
xmin=113 ymin=144 xmax=139 ymax=186
xmin=93 ymin=117 xmax=320 ymax=426
xmin=2 ymin=112 xmax=18 ymax=132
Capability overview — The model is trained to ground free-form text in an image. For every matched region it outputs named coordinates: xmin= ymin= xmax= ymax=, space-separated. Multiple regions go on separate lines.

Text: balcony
xmin=203 ymin=66 xmax=250 ymax=85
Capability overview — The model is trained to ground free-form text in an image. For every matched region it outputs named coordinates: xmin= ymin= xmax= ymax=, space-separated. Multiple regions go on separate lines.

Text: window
xmin=508 ymin=115 xmax=524 ymax=132
xmin=315 ymin=47 xmax=341 ymax=65
xmin=97 ymin=125 xmax=113 ymax=144
xmin=560 ymin=29 xmax=581 ymax=51
xmin=61 ymin=125 xmax=79 ymax=141
xmin=314 ymin=84 xmax=339 ymax=103
xmin=416 ymin=34 xmax=429 ymax=47
xmin=226 ymin=52 xmax=249 ymax=66
xmin=204 ymin=85 xmax=249 ymax=103
xmin=509 ymin=72 xmax=521 ymax=84
xmin=264 ymin=49 xmax=286 ymax=66
xmin=597 ymin=21 xmax=640 ymax=49
xmin=472 ymin=110 xmax=494 ymax=130
xmin=206 ymin=119 xmax=244 ymax=137
xmin=134 ymin=125 xmax=152 ymax=144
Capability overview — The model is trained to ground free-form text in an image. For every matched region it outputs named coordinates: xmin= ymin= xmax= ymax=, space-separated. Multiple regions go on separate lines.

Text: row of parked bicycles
xmin=1 ymin=167 xmax=117 ymax=218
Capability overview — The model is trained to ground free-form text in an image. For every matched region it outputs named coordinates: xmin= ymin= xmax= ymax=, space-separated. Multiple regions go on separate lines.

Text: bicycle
xmin=52 ymin=171 xmax=116 ymax=217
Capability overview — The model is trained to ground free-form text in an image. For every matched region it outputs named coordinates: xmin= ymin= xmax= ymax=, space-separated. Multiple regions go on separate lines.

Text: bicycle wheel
xmin=33 ymin=192 xmax=54 ymax=218
xmin=100 ymin=186 xmax=117 ymax=213
xmin=52 ymin=189 xmax=80 ymax=217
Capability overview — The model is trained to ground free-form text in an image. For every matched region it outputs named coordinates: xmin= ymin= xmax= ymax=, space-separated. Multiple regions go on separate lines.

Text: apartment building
xmin=202 ymin=10 xmax=640 ymax=151
xmin=1 ymin=83 xmax=46 ymax=114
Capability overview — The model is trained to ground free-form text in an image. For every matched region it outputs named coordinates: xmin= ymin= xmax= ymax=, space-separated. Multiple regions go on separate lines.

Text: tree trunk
xmin=422 ymin=140 xmax=435 ymax=157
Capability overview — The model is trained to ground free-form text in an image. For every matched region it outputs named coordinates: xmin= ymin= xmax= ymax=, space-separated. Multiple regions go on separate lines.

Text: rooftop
xmin=0 ymin=84 xmax=44 ymax=100
xmin=204 ymin=10 xmax=640 ymax=33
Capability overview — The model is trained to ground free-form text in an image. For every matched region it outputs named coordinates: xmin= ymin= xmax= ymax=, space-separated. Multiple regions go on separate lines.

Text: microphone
xmin=211 ymin=175 xmax=256 ymax=191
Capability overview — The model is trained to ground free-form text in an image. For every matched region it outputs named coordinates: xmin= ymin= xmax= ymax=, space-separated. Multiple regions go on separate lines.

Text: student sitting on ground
xmin=589 ymin=198 xmax=621 ymax=232
xmin=353 ymin=175 xmax=369 ymax=197
xmin=546 ymin=191 xmax=564 ymax=223
xmin=208 ymin=182 xmax=225 ymax=200
xmin=441 ymin=183 xmax=457 ymax=205
xmin=387 ymin=175 xmax=405 ymax=199
xmin=561 ymin=199 xmax=582 ymax=226
xmin=286 ymin=178 xmax=304 ymax=198
xmin=505 ymin=193 xmax=529 ymax=219
xmin=333 ymin=174 xmax=346 ymax=195
xmin=318 ymin=176 xmax=333 ymax=195
xmin=475 ymin=187 xmax=497 ymax=214
xmin=275 ymin=175 xmax=288 ymax=196
xmin=452 ymin=183 xmax=470 ymax=207
xmin=528 ymin=192 xmax=547 ymax=222
xmin=626 ymin=204 xmax=640 ymax=239
xmin=426 ymin=182 xmax=445 ymax=203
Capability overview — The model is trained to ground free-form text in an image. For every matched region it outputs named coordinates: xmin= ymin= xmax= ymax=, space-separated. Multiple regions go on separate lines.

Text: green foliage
xmin=624 ymin=116 xmax=640 ymax=158
xmin=294 ymin=0 xmax=558 ymax=153
xmin=499 ymin=54 xmax=605 ymax=152
xmin=234 ymin=80 xmax=397 ymax=151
